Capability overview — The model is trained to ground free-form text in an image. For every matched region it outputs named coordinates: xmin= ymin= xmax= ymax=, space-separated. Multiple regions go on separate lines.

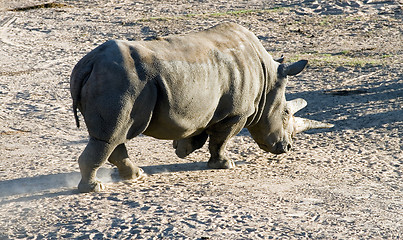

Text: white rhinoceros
xmin=70 ymin=22 xmax=333 ymax=192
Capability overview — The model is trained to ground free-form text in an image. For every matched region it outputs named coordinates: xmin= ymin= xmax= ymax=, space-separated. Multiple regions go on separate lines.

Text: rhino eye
xmin=282 ymin=109 xmax=291 ymax=124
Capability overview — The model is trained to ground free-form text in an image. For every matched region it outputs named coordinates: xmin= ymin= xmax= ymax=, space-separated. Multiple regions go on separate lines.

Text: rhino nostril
xmin=274 ymin=142 xmax=291 ymax=154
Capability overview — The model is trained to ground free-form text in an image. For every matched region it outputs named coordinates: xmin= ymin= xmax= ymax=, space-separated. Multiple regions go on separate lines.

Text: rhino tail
xmin=70 ymin=58 xmax=94 ymax=128
xmin=73 ymin=102 xmax=80 ymax=128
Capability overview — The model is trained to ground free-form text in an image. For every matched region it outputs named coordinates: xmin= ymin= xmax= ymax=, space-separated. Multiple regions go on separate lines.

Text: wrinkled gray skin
xmin=70 ymin=23 xmax=331 ymax=193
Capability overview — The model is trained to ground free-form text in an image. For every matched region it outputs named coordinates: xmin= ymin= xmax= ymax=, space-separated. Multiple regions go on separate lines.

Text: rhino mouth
xmin=257 ymin=142 xmax=291 ymax=154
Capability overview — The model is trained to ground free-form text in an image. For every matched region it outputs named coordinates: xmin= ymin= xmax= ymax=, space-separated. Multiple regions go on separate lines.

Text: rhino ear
xmin=279 ymin=60 xmax=308 ymax=77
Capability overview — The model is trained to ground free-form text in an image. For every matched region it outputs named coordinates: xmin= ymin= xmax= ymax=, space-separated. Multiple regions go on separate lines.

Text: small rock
xmin=335 ymin=66 xmax=349 ymax=72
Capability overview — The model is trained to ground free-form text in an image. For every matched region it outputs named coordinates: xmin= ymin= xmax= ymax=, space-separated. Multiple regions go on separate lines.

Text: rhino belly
xmin=143 ymin=99 xmax=217 ymax=140
xmin=142 ymin=83 xmax=224 ymax=139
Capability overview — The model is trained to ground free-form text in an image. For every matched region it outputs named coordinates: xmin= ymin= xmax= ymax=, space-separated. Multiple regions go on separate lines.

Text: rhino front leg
xmin=78 ymin=138 xmax=116 ymax=193
xmin=173 ymin=131 xmax=208 ymax=158
xmin=207 ymin=137 xmax=236 ymax=169
xmin=108 ymin=143 xmax=146 ymax=181
xmin=207 ymin=117 xmax=245 ymax=169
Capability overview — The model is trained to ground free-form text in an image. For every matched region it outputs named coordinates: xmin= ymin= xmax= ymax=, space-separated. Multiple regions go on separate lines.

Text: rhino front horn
xmin=293 ymin=117 xmax=334 ymax=133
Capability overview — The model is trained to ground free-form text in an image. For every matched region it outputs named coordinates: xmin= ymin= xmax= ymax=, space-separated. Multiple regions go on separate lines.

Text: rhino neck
xmin=246 ymin=71 xmax=285 ymax=144
xmin=245 ymin=83 xmax=267 ymax=128
xmin=245 ymin=56 xmax=278 ymax=128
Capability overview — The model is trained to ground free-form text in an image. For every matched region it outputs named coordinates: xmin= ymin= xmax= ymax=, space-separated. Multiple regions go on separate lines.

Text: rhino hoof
xmin=174 ymin=140 xmax=193 ymax=158
xmin=121 ymin=168 xmax=147 ymax=181
xmin=78 ymin=180 xmax=106 ymax=193
xmin=119 ymin=166 xmax=146 ymax=180
xmin=175 ymin=147 xmax=190 ymax=159
xmin=207 ymin=158 xmax=236 ymax=169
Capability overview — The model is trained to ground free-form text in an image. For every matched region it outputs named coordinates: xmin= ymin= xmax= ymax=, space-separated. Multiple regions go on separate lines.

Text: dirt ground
xmin=0 ymin=0 xmax=402 ymax=239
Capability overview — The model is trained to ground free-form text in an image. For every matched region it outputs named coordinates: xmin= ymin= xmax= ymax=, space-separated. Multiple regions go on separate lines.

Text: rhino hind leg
xmin=108 ymin=143 xmax=146 ymax=181
xmin=173 ymin=131 xmax=208 ymax=158
xmin=78 ymin=138 xmax=116 ymax=193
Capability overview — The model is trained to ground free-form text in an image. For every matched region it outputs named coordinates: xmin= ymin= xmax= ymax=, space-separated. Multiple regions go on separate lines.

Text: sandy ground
xmin=0 ymin=0 xmax=402 ymax=239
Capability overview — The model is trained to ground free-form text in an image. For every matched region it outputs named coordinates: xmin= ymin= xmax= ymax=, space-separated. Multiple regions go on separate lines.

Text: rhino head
xmin=248 ymin=59 xmax=333 ymax=154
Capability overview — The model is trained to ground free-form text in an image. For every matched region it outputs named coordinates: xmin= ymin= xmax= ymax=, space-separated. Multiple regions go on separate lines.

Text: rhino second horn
xmin=287 ymin=98 xmax=307 ymax=115
xmin=274 ymin=55 xmax=285 ymax=63
xmin=294 ymin=117 xmax=334 ymax=133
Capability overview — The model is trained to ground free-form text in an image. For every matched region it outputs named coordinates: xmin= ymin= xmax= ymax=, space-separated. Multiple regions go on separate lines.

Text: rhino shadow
xmin=140 ymin=160 xmax=246 ymax=175
xmin=286 ymin=78 xmax=403 ymax=131
xmin=141 ymin=161 xmax=208 ymax=174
